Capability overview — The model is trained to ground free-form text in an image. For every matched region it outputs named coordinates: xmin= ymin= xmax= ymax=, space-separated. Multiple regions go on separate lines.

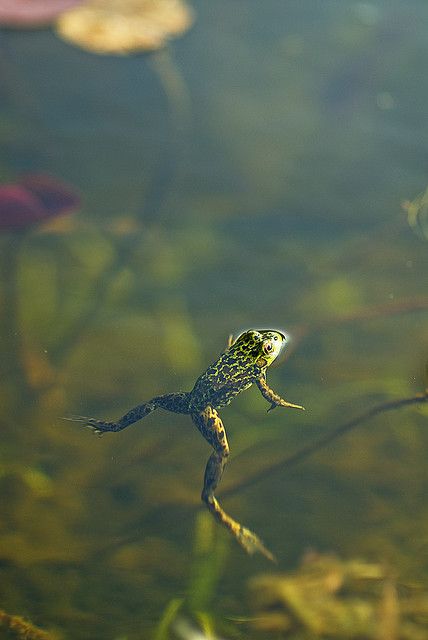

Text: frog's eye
xmin=263 ymin=342 xmax=274 ymax=354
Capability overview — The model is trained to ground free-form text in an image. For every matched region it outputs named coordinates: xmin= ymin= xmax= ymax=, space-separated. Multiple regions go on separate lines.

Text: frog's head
xmin=233 ymin=329 xmax=287 ymax=368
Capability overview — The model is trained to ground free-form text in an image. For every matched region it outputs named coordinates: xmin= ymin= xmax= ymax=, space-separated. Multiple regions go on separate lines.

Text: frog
xmin=69 ymin=329 xmax=304 ymax=561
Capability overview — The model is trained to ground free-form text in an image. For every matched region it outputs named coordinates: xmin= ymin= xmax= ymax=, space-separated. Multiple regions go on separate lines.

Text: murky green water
xmin=1 ymin=1 xmax=428 ymax=638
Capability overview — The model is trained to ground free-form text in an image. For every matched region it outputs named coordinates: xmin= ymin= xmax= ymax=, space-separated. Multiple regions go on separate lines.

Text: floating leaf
xmin=56 ymin=0 xmax=194 ymax=55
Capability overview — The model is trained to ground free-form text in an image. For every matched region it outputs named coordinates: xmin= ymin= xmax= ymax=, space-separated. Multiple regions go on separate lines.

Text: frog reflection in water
xmin=72 ymin=330 xmax=304 ymax=561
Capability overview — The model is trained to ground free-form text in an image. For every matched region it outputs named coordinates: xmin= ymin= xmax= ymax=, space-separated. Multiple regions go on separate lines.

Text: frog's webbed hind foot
xmin=62 ymin=415 xmax=120 ymax=435
xmin=235 ymin=524 xmax=276 ymax=563
xmin=206 ymin=495 xmax=276 ymax=562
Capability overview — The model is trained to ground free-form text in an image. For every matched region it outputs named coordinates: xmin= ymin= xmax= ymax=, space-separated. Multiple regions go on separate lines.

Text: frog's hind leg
xmin=192 ymin=407 xmax=275 ymax=562
xmin=68 ymin=392 xmax=191 ymax=434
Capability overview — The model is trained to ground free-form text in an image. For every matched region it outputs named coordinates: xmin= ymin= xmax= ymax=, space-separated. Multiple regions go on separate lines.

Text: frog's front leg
xmin=256 ymin=376 xmax=304 ymax=412
xmin=192 ymin=406 xmax=275 ymax=562
xmin=68 ymin=392 xmax=190 ymax=434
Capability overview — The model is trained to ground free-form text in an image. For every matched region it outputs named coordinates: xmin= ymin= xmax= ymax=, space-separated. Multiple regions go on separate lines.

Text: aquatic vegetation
xmin=155 ymin=512 xmax=229 ymax=639
xmin=248 ymin=552 xmax=428 ymax=639
xmin=0 ymin=608 xmax=59 ymax=639
xmin=0 ymin=173 xmax=80 ymax=418
xmin=173 ymin=617 xmax=226 ymax=640
xmin=187 ymin=512 xmax=229 ymax=614
xmin=0 ymin=174 xmax=80 ymax=230
xmin=55 ymin=0 xmax=194 ymax=54
xmin=155 ymin=598 xmax=184 ymax=640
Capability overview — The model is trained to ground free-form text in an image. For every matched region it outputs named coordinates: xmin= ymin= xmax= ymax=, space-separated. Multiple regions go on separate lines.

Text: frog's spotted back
xmin=188 ymin=329 xmax=284 ymax=412
xmin=70 ymin=329 xmax=303 ymax=561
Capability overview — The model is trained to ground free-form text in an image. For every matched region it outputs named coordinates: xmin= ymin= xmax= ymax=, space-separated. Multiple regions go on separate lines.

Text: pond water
xmin=0 ymin=1 xmax=428 ymax=639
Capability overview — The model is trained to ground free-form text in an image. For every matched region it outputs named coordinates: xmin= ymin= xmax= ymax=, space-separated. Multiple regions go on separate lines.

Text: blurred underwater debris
xmin=248 ymin=552 xmax=428 ymax=639
xmin=55 ymin=0 xmax=194 ymax=54
xmin=402 ymin=188 xmax=428 ymax=242
xmin=0 ymin=607 xmax=60 ymax=640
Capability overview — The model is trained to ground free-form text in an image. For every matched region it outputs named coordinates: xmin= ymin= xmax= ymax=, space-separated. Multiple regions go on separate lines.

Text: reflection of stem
xmin=140 ymin=47 xmax=191 ymax=225
xmin=315 ymin=296 xmax=428 ymax=327
xmin=279 ymin=296 xmax=428 ymax=363
xmin=0 ymin=31 xmax=38 ymax=119
xmin=150 ymin=47 xmax=191 ymax=137
xmin=0 ymin=30 xmax=56 ymax=163
xmin=0 ymin=234 xmax=32 ymax=401
xmin=221 ymin=389 xmax=428 ymax=499
xmin=52 ymin=49 xmax=191 ymax=365
xmin=50 ymin=232 xmax=143 ymax=367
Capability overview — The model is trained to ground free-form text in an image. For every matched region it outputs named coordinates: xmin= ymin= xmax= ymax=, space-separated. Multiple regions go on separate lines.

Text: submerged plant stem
xmin=0 ymin=608 xmax=58 ymax=640
xmin=87 ymin=389 xmax=428 ymax=562
xmin=278 ymin=296 xmax=428 ymax=364
xmin=221 ymin=389 xmax=428 ymax=499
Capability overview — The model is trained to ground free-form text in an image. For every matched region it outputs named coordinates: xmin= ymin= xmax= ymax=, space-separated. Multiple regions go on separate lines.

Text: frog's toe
xmin=84 ymin=418 xmax=118 ymax=435
xmin=62 ymin=415 xmax=108 ymax=435
xmin=85 ymin=419 xmax=105 ymax=436
xmin=289 ymin=402 xmax=305 ymax=411
xmin=237 ymin=526 xmax=276 ymax=563
xmin=280 ymin=400 xmax=305 ymax=411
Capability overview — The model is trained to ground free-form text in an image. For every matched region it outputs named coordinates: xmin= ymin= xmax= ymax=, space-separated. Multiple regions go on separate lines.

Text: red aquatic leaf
xmin=0 ymin=0 xmax=85 ymax=27
xmin=21 ymin=174 xmax=80 ymax=216
xmin=0 ymin=174 xmax=80 ymax=230
xmin=0 ymin=185 xmax=44 ymax=229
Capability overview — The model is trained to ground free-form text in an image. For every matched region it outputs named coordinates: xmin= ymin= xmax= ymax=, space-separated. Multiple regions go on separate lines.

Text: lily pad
xmin=55 ymin=0 xmax=194 ymax=54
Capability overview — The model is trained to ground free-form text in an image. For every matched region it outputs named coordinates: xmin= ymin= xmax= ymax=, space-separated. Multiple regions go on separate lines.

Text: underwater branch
xmin=221 ymin=388 xmax=428 ymax=499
